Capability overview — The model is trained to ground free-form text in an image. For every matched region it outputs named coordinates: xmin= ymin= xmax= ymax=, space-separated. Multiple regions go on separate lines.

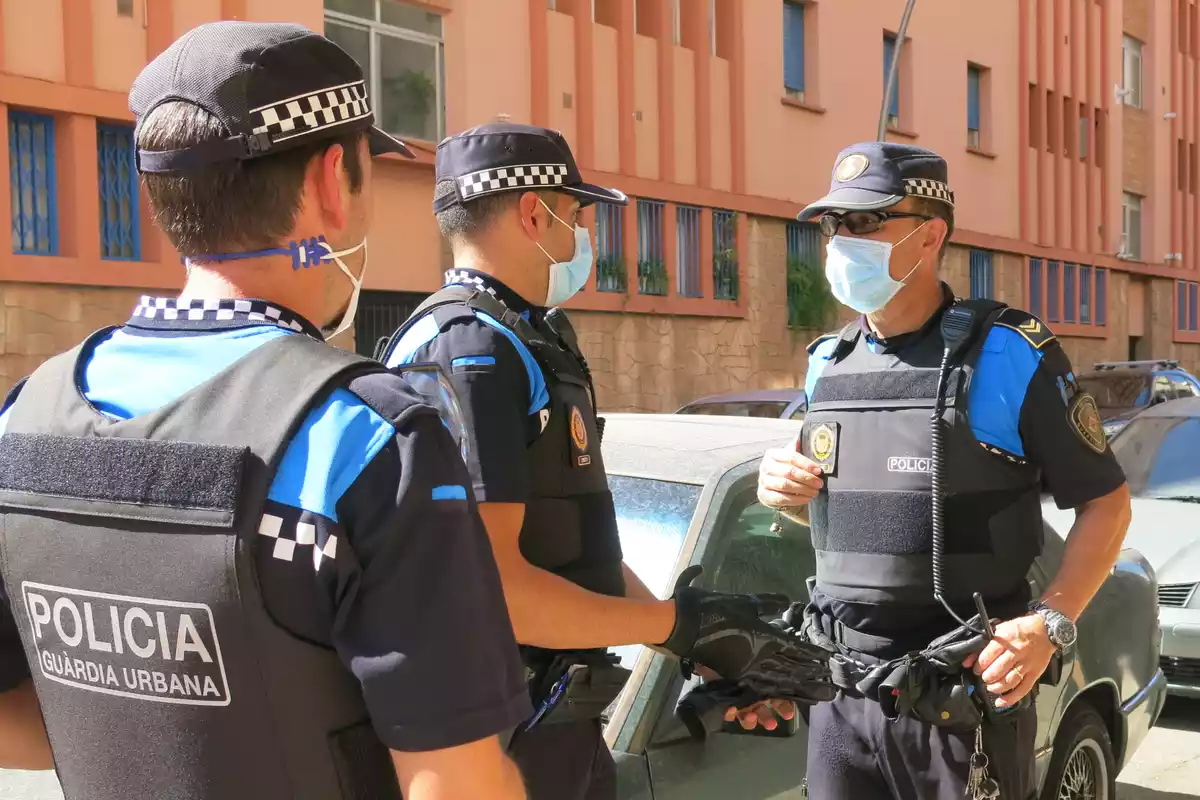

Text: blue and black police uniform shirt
xmin=0 ymin=297 xmax=531 ymax=751
xmin=806 ymin=284 xmax=1127 ymax=510
xmin=386 ymin=269 xmax=549 ymax=505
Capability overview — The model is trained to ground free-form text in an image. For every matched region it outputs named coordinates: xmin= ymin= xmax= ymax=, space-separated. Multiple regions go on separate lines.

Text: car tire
xmin=1039 ymin=702 xmax=1116 ymax=800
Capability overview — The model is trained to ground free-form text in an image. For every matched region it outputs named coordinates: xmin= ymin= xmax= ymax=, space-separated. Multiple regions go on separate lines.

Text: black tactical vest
xmin=383 ymin=287 xmax=626 ymax=603
xmin=0 ymin=329 xmax=415 ymax=800
xmin=800 ymin=301 xmax=1045 ymax=656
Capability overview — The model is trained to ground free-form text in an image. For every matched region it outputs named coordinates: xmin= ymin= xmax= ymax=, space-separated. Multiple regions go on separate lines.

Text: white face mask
xmin=534 ymin=199 xmax=593 ymax=307
xmin=824 ymin=222 xmax=926 ymax=314
xmin=320 ymin=238 xmax=368 ymax=342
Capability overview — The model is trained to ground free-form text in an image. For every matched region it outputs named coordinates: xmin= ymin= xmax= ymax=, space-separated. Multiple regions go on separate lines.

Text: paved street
xmin=4 ymin=698 xmax=1200 ymax=799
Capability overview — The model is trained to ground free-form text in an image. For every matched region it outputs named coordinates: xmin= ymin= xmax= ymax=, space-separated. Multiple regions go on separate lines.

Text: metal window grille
xmin=1063 ymin=263 xmax=1076 ymax=323
xmin=676 ymin=205 xmax=702 ymax=298
xmin=595 ymin=202 xmax=625 ymax=293
xmin=1047 ymin=260 xmax=1060 ymax=322
xmin=1180 ymin=281 xmax=1189 ymax=331
xmin=636 ymin=199 xmax=667 ymax=296
xmin=713 ymin=209 xmax=738 ymax=301
xmin=783 ymin=1 xmax=805 ymax=98
xmin=9 ymin=111 xmax=57 ymax=255
xmin=97 ymin=123 xmax=140 ymax=261
xmin=354 ymin=290 xmax=429 ymax=357
xmin=1080 ymin=265 xmax=1092 ymax=324
xmin=1095 ymin=267 xmax=1106 ymax=325
xmin=1029 ymin=258 xmax=1043 ymax=318
xmin=1191 ymin=282 xmax=1200 ymax=331
xmin=969 ymin=249 xmax=993 ymax=299
xmin=967 ymin=66 xmax=981 ymax=148
xmin=787 ymin=221 xmax=823 ymax=328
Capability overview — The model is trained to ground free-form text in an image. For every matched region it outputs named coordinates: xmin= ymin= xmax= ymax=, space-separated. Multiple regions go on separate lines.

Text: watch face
xmin=1053 ymin=617 xmax=1078 ymax=646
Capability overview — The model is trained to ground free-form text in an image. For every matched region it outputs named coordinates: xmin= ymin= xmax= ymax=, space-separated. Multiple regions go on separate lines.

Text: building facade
xmin=0 ymin=0 xmax=1195 ymax=411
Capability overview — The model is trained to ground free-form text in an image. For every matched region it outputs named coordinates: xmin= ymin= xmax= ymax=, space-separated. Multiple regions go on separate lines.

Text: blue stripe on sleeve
xmin=432 ymin=485 xmax=468 ymax=501
xmin=967 ymin=326 xmax=1045 ymax=457
xmin=451 ymin=355 xmax=497 ymax=368
xmin=384 ymin=314 xmax=441 ymax=369
xmin=804 ymin=337 xmax=838 ymax=404
xmin=472 ymin=311 xmax=550 ymax=416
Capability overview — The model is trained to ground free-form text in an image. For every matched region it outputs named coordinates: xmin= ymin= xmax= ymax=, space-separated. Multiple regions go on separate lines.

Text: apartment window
xmin=1179 ymin=281 xmax=1200 ymax=331
xmin=676 ymin=205 xmax=702 ymax=298
xmin=324 ymin=0 xmax=445 ymax=142
xmin=1028 ymin=84 xmax=1041 ymax=146
xmin=97 ymin=123 xmax=139 ymax=261
xmin=783 ymin=2 xmax=806 ymax=101
xmin=1047 ymin=260 xmax=1061 ymax=322
xmin=636 ymin=199 xmax=667 ymax=296
xmin=117 ymin=0 xmax=134 ymax=16
xmin=1122 ymin=192 xmax=1142 ymax=259
xmin=1191 ymin=142 xmax=1197 ymax=193
xmin=969 ymin=249 xmax=993 ymax=299
xmin=355 ymin=290 xmax=427 ymax=357
xmin=1029 ymin=258 xmax=1044 ymax=318
xmin=713 ymin=210 xmax=738 ymax=301
xmin=1079 ymin=106 xmax=1089 ymax=161
xmin=1080 ymin=265 xmax=1092 ymax=323
xmin=1096 ymin=267 xmax=1107 ymax=325
xmin=1122 ymin=34 xmax=1143 ymax=108
xmin=786 ymin=221 xmax=823 ymax=328
xmin=967 ymin=65 xmax=982 ymax=149
xmin=9 ymin=111 xmax=57 ymax=255
xmin=1180 ymin=138 xmax=1188 ymax=192
xmin=595 ymin=202 xmax=626 ymax=293
xmin=1063 ymin=263 xmax=1077 ymax=322
xmin=883 ymin=33 xmax=900 ymax=129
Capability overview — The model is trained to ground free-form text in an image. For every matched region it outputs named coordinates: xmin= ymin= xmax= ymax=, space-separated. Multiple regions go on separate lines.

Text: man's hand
xmin=724 ymin=698 xmax=798 ymax=731
xmin=964 ymin=614 xmax=1056 ymax=708
xmin=757 ymin=437 xmax=824 ymax=510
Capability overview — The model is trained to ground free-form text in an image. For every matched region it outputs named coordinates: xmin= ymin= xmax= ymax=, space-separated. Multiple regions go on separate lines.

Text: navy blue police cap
xmin=797 ymin=141 xmax=955 ymax=221
xmin=433 ymin=122 xmax=629 ymax=212
xmin=130 ymin=20 xmax=413 ymax=174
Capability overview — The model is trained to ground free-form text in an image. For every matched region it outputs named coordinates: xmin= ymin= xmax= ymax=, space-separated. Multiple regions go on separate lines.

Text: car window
xmin=1170 ymin=374 xmax=1200 ymax=398
xmin=1153 ymin=375 xmax=1179 ymax=401
xmin=678 ymin=401 xmax=792 ymax=419
xmin=787 ymin=403 xmax=807 ymax=420
xmin=643 ymin=489 xmax=814 ymax=800
xmin=1076 ymin=374 xmax=1151 ymax=409
xmin=1110 ymin=416 xmax=1200 ymax=501
xmin=608 ymin=475 xmax=702 ymax=669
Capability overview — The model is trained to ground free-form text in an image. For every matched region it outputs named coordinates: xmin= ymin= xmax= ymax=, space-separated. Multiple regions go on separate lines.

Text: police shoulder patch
xmin=1068 ymin=392 xmax=1107 ymax=453
xmin=806 ymin=332 xmax=837 ymax=355
xmin=994 ymin=308 xmax=1056 ymax=350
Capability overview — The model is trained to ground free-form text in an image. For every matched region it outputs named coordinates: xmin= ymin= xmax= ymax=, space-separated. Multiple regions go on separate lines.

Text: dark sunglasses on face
xmin=817 ymin=210 xmax=932 ymax=238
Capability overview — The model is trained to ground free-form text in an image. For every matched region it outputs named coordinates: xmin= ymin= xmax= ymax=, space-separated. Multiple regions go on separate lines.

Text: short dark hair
xmin=911 ymin=197 xmax=954 ymax=258
xmin=137 ymin=102 xmax=365 ymax=257
xmin=434 ymin=179 xmax=556 ymax=243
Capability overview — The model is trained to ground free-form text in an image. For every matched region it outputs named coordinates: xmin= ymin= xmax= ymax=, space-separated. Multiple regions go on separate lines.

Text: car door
xmin=638 ymin=476 xmax=814 ymax=800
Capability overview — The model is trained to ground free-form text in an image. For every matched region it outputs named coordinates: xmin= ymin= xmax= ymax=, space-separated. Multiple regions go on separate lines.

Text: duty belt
xmin=520 ymin=648 xmax=631 ymax=732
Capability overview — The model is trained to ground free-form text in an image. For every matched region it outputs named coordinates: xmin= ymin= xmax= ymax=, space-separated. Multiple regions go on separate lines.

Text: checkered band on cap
xmin=457 ymin=164 xmax=570 ymax=202
xmin=251 ymin=80 xmax=371 ymax=145
xmin=132 ymin=296 xmax=306 ymax=333
xmin=904 ymin=178 xmax=955 ymax=207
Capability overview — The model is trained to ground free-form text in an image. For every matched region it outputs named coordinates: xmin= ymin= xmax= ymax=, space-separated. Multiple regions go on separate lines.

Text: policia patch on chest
xmin=808 ymin=421 xmax=839 ymax=475
xmin=1068 ymin=392 xmax=1107 ymax=453
xmin=569 ymin=406 xmax=591 ymax=467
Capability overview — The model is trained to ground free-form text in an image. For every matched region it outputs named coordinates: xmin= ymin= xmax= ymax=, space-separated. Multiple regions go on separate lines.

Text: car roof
xmin=682 ymin=388 xmax=804 ymax=406
xmin=600 ymin=413 xmax=799 ymax=484
xmin=1129 ymin=396 xmax=1200 ymax=418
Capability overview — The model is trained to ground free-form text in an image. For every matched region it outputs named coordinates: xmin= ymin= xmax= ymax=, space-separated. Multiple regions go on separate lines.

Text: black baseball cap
xmin=432 ymin=122 xmax=628 ymax=212
xmin=130 ymin=20 xmax=413 ymax=174
xmin=797 ymin=141 xmax=955 ymax=220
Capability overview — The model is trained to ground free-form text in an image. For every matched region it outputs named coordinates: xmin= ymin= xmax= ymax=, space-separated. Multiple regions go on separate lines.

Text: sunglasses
xmin=817 ymin=211 xmax=932 ymax=238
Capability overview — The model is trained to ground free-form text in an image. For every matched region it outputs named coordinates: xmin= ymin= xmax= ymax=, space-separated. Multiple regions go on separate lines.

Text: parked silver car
xmin=601 ymin=414 xmax=1166 ymax=800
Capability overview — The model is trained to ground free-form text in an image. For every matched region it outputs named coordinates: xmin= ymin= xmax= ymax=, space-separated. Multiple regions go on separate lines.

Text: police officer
xmin=755 ymin=142 xmax=1133 ymax=798
xmin=379 ymin=121 xmax=828 ymax=800
xmin=0 ymin=22 xmax=531 ymax=799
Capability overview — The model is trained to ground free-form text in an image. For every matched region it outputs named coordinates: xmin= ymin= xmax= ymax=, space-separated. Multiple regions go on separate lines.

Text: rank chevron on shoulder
xmin=995 ymin=308 xmax=1056 ymax=349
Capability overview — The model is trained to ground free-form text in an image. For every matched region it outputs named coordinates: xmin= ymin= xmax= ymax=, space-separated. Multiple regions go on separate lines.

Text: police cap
xmin=797 ymin=141 xmax=955 ymax=221
xmin=433 ymin=122 xmax=629 ymax=213
xmin=130 ymin=20 xmax=413 ymax=174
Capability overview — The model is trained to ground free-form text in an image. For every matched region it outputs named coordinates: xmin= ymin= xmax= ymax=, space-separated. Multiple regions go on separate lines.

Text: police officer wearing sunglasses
xmin=755 ymin=141 xmax=1132 ymax=798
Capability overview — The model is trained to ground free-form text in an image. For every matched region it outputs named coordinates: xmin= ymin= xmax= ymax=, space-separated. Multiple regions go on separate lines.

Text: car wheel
xmin=1040 ymin=703 xmax=1116 ymax=800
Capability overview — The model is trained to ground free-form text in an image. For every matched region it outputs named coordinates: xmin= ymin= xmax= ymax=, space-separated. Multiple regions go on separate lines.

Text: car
xmin=600 ymin=413 xmax=1165 ymax=800
xmin=1042 ymin=395 xmax=1200 ymax=703
xmin=1076 ymin=360 xmax=1200 ymax=441
xmin=675 ymin=388 xmax=806 ymax=420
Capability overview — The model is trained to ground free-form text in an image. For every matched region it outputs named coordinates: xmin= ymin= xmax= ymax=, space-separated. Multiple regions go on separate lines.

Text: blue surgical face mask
xmin=535 ymin=199 xmax=593 ymax=307
xmin=824 ymin=222 xmax=926 ymax=314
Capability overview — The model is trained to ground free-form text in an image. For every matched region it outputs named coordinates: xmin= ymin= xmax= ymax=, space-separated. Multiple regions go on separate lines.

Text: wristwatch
xmin=1030 ymin=602 xmax=1078 ymax=650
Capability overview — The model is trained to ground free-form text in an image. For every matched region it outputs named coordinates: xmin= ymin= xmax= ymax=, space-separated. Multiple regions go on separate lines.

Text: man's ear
xmin=314 ymin=144 xmax=349 ymax=232
xmin=517 ymin=191 xmax=547 ymax=241
xmin=925 ymin=217 xmax=949 ymax=254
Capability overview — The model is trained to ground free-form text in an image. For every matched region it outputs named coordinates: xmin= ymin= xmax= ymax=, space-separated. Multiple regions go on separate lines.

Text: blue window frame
xmin=595 ymin=202 xmax=625 ymax=293
xmin=1079 ymin=265 xmax=1092 ymax=323
xmin=1180 ymin=281 xmax=1189 ymax=331
xmin=9 ymin=111 xmax=57 ymax=255
xmin=713 ymin=210 xmax=738 ymax=301
xmin=676 ymin=205 xmax=702 ymax=298
xmin=1029 ymin=258 xmax=1043 ymax=318
xmin=1191 ymin=282 xmax=1200 ymax=331
xmin=636 ymin=199 xmax=666 ymax=296
xmin=969 ymin=249 xmax=993 ymax=299
xmin=1095 ymin=267 xmax=1106 ymax=325
xmin=97 ymin=123 xmax=140 ymax=261
xmin=1047 ymin=260 xmax=1060 ymax=322
xmin=883 ymin=34 xmax=900 ymax=121
xmin=784 ymin=2 xmax=806 ymax=95
xmin=1063 ymin=263 xmax=1076 ymax=323
xmin=967 ymin=65 xmax=982 ymax=140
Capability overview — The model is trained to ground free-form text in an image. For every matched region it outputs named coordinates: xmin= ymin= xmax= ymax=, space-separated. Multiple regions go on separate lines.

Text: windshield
xmin=679 ymin=401 xmax=791 ymax=418
xmin=1110 ymin=416 xmax=1200 ymax=501
xmin=1076 ymin=374 xmax=1150 ymax=410
xmin=608 ymin=474 xmax=702 ymax=667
